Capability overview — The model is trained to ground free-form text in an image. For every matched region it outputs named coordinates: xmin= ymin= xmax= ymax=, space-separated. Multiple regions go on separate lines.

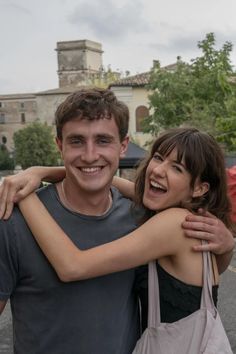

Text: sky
xmin=1 ymin=0 xmax=236 ymax=94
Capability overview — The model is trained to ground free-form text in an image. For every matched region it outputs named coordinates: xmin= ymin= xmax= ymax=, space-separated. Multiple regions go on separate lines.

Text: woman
xmin=18 ymin=128 xmax=233 ymax=324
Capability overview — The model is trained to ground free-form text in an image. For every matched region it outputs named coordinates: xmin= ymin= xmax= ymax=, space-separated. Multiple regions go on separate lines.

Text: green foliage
xmin=13 ymin=122 xmax=59 ymax=169
xmin=146 ymin=33 xmax=236 ymax=151
xmin=90 ymin=65 xmax=121 ymax=88
xmin=0 ymin=145 xmax=15 ymax=170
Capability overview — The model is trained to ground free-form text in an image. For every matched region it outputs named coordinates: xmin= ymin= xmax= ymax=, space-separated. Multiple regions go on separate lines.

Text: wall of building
xmin=56 ymin=40 xmax=103 ymax=87
xmin=110 ymin=86 xmax=152 ymax=147
xmin=0 ymin=95 xmax=37 ymax=150
xmin=36 ymin=92 xmax=68 ymax=126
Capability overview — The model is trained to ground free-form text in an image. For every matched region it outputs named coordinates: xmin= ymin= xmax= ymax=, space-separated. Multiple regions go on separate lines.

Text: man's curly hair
xmin=55 ymin=87 xmax=129 ymax=141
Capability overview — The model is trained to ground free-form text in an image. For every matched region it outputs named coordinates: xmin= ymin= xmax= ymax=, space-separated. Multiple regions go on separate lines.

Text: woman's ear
xmin=192 ymin=181 xmax=209 ymax=198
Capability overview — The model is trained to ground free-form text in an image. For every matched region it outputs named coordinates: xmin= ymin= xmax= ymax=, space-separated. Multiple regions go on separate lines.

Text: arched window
xmin=135 ymin=106 xmax=149 ymax=132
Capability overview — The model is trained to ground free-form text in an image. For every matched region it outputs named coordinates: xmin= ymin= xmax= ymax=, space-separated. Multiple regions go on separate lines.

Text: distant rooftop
xmin=0 ymin=93 xmax=36 ymax=100
xmin=110 ymin=63 xmax=177 ymax=88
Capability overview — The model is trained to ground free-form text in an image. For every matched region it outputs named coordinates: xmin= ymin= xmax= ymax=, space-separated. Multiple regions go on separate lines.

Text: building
xmin=0 ymin=39 xmax=156 ymax=151
xmin=0 ymin=40 xmax=104 ymax=151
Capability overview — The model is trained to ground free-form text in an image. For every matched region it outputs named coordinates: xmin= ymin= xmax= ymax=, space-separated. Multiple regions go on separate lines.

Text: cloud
xmin=68 ymin=0 xmax=149 ymax=40
xmin=2 ymin=1 xmax=31 ymax=15
xmin=148 ymin=30 xmax=236 ymax=61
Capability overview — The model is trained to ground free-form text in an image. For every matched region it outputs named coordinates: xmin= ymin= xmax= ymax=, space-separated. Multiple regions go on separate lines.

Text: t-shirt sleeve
xmin=0 ymin=219 xmax=18 ymax=301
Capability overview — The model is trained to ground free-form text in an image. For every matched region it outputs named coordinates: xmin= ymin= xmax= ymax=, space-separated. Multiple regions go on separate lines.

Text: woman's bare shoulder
xmin=152 ymin=207 xmax=191 ymax=221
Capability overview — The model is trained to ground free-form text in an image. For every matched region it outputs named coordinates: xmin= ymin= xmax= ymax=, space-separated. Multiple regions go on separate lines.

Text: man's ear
xmin=56 ymin=137 xmax=63 ymax=156
xmin=119 ymin=136 xmax=129 ymax=158
xmin=192 ymin=181 xmax=209 ymax=198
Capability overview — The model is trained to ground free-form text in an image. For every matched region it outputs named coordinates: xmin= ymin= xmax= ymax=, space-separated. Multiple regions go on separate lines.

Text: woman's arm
xmin=19 ymin=193 xmax=187 ymax=282
xmin=112 ymin=176 xmax=135 ymax=200
xmin=0 ymin=166 xmax=66 ymax=219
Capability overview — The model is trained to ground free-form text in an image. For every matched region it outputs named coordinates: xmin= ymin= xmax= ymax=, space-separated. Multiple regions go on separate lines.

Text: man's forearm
xmin=216 ymin=241 xmax=235 ymax=274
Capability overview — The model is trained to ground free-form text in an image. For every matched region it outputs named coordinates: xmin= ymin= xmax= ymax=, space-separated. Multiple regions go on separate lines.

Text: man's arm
xmin=0 ymin=300 xmax=7 ymax=314
xmin=182 ymin=210 xmax=235 ymax=274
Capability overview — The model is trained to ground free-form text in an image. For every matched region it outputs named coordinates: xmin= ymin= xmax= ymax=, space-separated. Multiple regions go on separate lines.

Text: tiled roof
xmin=109 ymin=63 xmax=178 ymax=88
xmin=36 ymin=85 xmax=78 ymax=96
xmin=36 ymin=84 xmax=100 ymax=96
xmin=109 ymin=72 xmax=151 ymax=87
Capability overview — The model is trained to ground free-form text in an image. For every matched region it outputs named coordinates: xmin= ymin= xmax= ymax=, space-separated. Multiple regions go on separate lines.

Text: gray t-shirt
xmin=0 ymin=184 xmax=140 ymax=354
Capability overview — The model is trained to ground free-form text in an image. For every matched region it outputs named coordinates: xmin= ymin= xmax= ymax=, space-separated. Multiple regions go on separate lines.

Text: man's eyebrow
xmin=66 ymin=134 xmax=84 ymax=140
xmin=96 ymin=133 xmax=114 ymax=139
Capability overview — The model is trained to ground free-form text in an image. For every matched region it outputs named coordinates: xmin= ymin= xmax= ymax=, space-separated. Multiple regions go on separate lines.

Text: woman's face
xmin=143 ymin=148 xmax=196 ymax=212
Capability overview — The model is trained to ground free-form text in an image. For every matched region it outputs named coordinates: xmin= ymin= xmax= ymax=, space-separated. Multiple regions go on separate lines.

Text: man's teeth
xmin=150 ymin=180 xmax=166 ymax=191
xmin=81 ymin=167 xmax=101 ymax=173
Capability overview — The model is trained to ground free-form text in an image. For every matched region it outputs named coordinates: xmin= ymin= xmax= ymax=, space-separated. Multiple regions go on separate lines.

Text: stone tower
xmin=56 ymin=39 xmax=103 ymax=87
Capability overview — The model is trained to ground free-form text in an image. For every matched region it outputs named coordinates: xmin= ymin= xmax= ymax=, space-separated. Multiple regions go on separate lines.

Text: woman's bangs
xmin=157 ymin=138 xmax=186 ymax=163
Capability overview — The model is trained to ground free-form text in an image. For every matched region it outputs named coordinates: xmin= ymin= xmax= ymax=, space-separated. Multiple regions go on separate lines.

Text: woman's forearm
xmin=32 ymin=166 xmax=66 ymax=183
xmin=19 ymin=193 xmax=84 ymax=281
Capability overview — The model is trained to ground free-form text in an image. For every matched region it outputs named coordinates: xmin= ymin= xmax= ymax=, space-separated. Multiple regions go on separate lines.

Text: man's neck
xmin=57 ymin=180 xmax=112 ymax=216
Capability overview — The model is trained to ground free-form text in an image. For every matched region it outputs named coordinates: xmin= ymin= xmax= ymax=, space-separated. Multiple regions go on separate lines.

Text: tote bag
xmin=132 ymin=251 xmax=233 ymax=354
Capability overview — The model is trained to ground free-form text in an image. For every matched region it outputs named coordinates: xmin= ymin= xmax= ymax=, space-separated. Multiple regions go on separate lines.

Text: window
xmin=21 ymin=113 xmax=26 ymax=123
xmin=2 ymin=136 xmax=7 ymax=144
xmin=135 ymin=106 xmax=149 ymax=132
xmin=0 ymin=102 xmax=2 ymax=108
xmin=0 ymin=113 xmax=5 ymax=124
xmin=20 ymin=102 xmax=25 ymax=108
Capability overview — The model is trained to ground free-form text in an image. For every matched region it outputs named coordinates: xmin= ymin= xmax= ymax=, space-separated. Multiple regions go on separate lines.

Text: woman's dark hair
xmin=135 ymin=128 xmax=232 ymax=228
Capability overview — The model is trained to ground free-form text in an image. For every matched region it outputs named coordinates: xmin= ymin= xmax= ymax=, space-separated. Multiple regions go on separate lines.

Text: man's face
xmin=56 ymin=117 xmax=129 ymax=195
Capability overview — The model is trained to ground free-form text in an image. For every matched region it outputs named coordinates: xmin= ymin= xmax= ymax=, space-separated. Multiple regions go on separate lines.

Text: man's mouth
xmin=79 ymin=167 xmax=103 ymax=174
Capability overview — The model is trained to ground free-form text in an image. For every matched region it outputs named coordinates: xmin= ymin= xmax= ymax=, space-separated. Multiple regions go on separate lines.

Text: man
xmin=0 ymin=88 xmax=234 ymax=354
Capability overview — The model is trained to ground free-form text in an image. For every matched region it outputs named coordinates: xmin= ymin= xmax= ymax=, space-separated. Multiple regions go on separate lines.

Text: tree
xmin=146 ymin=33 xmax=236 ymax=152
xmin=13 ymin=122 xmax=59 ymax=169
xmin=90 ymin=65 xmax=121 ymax=88
xmin=89 ymin=65 xmax=131 ymax=88
xmin=0 ymin=145 xmax=14 ymax=170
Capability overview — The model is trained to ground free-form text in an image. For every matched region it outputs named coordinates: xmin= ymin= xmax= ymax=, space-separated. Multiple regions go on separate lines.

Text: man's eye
xmin=70 ymin=139 xmax=83 ymax=145
xmin=97 ymin=138 xmax=110 ymax=145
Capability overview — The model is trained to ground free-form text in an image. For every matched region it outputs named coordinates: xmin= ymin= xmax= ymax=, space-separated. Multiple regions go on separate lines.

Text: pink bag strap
xmin=148 ymin=243 xmax=216 ymax=328
xmin=200 ymin=247 xmax=216 ymax=315
xmin=148 ymin=261 xmax=160 ymax=327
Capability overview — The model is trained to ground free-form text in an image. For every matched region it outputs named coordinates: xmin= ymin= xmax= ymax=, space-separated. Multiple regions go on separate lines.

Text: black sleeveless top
xmin=135 ymin=263 xmax=218 ymax=330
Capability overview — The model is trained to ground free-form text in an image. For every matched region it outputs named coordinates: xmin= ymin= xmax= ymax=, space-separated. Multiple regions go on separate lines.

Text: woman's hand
xmin=0 ymin=166 xmax=66 ymax=219
xmin=0 ymin=168 xmax=43 ymax=219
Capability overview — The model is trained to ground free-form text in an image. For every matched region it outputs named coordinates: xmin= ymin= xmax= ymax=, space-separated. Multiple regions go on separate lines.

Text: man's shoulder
xmin=0 ymin=184 xmax=56 ymax=226
xmin=111 ymin=186 xmax=132 ymax=203
xmin=36 ymin=183 xmax=57 ymax=202
xmin=111 ymin=186 xmax=144 ymax=224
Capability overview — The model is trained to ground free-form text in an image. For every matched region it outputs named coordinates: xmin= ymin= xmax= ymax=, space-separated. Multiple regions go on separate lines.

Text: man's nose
xmin=81 ymin=143 xmax=99 ymax=163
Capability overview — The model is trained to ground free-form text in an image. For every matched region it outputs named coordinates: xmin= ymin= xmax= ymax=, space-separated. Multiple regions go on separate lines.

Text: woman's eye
xmin=173 ymin=165 xmax=182 ymax=172
xmin=153 ymin=154 xmax=162 ymax=161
